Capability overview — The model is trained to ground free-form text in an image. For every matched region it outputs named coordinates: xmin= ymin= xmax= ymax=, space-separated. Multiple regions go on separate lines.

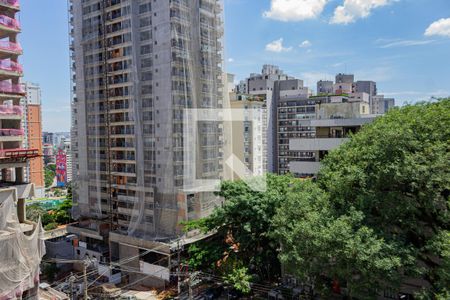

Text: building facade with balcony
xmin=0 ymin=0 xmax=45 ymax=298
xmin=287 ymin=100 xmax=375 ymax=177
xmin=275 ymin=73 xmax=396 ymax=177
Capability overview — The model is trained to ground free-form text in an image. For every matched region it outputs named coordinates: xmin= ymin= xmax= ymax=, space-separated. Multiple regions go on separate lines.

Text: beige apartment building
xmin=229 ymin=93 xmax=267 ymax=179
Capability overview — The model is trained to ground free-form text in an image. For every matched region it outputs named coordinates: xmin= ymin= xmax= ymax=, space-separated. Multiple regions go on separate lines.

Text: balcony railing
xmin=0 ymin=41 xmax=21 ymax=53
xmin=0 ymin=15 xmax=20 ymax=31
xmin=0 ymin=0 xmax=19 ymax=8
xmin=0 ymin=128 xmax=23 ymax=136
xmin=0 ymin=148 xmax=39 ymax=159
xmin=0 ymin=60 xmax=22 ymax=74
xmin=0 ymin=104 xmax=22 ymax=115
xmin=0 ymin=81 xmax=24 ymax=95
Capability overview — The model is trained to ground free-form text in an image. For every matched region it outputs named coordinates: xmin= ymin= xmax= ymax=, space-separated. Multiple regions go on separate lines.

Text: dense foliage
xmin=184 ymin=174 xmax=294 ymax=291
xmin=185 ymin=99 xmax=449 ymax=298
xmin=26 ymin=198 xmax=73 ymax=230
xmin=275 ymin=99 xmax=450 ymax=298
xmin=44 ymin=164 xmax=56 ymax=188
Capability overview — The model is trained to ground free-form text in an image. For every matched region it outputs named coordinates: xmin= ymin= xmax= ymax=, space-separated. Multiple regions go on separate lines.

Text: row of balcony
xmin=0 ymin=15 xmax=20 ymax=31
xmin=0 ymin=81 xmax=24 ymax=95
xmin=0 ymin=104 xmax=21 ymax=115
xmin=0 ymin=0 xmax=19 ymax=8
xmin=0 ymin=41 xmax=21 ymax=54
xmin=0 ymin=59 xmax=22 ymax=73
xmin=0 ymin=128 xmax=23 ymax=136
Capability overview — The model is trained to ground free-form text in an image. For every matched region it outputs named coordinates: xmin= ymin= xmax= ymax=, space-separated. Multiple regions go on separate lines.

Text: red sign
xmin=56 ymin=149 xmax=67 ymax=187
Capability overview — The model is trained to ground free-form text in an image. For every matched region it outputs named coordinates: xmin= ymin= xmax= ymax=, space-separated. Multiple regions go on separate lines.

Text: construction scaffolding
xmin=70 ymin=0 xmax=225 ymax=242
xmin=0 ymin=190 xmax=45 ymax=298
xmin=0 ymin=0 xmax=46 ymax=297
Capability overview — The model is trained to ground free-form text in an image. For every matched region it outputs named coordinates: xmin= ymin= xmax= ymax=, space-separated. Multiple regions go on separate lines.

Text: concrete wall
xmin=316 ymin=102 xmax=370 ymax=119
xmin=289 ymin=138 xmax=349 ymax=151
xmin=289 ymin=161 xmax=320 ymax=175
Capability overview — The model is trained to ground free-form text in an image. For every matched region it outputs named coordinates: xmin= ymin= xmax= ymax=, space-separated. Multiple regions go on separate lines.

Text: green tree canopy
xmin=275 ymin=99 xmax=450 ymax=298
xmin=26 ymin=204 xmax=47 ymax=223
xmin=185 ymin=174 xmax=295 ymax=285
xmin=273 ymin=181 xmax=404 ymax=298
xmin=44 ymin=165 xmax=55 ymax=188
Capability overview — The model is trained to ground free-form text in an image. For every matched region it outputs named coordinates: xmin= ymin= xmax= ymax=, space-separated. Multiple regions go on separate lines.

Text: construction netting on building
xmin=70 ymin=0 xmax=225 ymax=240
xmin=0 ymin=191 xmax=45 ymax=298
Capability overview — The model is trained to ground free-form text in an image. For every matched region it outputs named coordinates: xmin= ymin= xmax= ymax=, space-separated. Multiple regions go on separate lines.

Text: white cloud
xmin=331 ymin=62 xmax=344 ymax=68
xmin=299 ymin=40 xmax=312 ymax=48
xmin=265 ymin=38 xmax=293 ymax=53
xmin=263 ymin=0 xmax=329 ymax=22
xmin=227 ymin=58 xmax=234 ymax=63
xmin=379 ymin=39 xmax=434 ymax=48
xmin=425 ymin=18 xmax=450 ymax=38
xmin=331 ymin=0 xmax=396 ymax=25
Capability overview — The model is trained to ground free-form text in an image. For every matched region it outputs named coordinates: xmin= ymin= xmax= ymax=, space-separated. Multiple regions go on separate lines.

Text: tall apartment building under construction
xmin=0 ymin=0 xmax=45 ymax=298
xmin=69 ymin=0 xmax=224 ymax=286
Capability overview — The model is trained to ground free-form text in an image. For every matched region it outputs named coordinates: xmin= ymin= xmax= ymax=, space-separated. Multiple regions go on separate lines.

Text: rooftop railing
xmin=0 ymin=81 xmax=24 ymax=94
xmin=0 ymin=15 xmax=20 ymax=31
xmin=0 ymin=60 xmax=22 ymax=73
xmin=0 ymin=104 xmax=22 ymax=115
xmin=0 ymin=41 xmax=22 ymax=53
xmin=0 ymin=0 xmax=19 ymax=8
xmin=0 ymin=128 xmax=23 ymax=136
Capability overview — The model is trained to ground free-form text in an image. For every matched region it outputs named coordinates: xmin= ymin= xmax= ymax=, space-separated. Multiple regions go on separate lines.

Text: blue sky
xmin=18 ymin=0 xmax=450 ymax=132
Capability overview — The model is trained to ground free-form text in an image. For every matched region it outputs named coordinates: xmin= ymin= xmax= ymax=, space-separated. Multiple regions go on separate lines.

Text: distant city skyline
xmin=19 ymin=0 xmax=450 ymax=132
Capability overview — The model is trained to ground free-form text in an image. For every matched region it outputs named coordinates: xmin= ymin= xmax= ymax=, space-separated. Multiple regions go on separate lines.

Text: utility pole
xmin=177 ymin=240 xmax=181 ymax=295
xmin=48 ymin=258 xmax=91 ymax=299
xmin=83 ymin=259 xmax=89 ymax=300
xmin=188 ymin=274 xmax=193 ymax=300
xmin=188 ymin=272 xmax=199 ymax=300
xmin=69 ymin=273 xmax=76 ymax=300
